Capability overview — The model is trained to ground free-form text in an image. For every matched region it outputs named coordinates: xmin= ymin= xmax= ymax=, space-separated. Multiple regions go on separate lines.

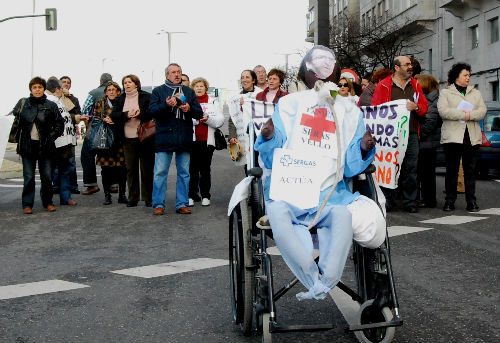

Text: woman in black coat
xmin=415 ymin=74 xmax=442 ymax=208
xmin=12 ymin=77 xmax=65 ymax=214
xmin=110 ymin=75 xmax=154 ymax=207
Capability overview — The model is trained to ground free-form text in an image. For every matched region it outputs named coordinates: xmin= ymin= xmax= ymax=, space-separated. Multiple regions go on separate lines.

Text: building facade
xmin=307 ymin=0 xmax=500 ymax=101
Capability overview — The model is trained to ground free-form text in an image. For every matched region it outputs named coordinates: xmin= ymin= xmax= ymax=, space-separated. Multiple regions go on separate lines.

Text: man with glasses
xmin=371 ymin=55 xmax=428 ymax=213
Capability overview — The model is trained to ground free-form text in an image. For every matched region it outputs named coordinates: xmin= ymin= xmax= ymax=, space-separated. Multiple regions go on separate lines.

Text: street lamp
xmin=278 ymin=52 xmax=301 ymax=74
xmin=156 ymin=30 xmax=187 ymax=66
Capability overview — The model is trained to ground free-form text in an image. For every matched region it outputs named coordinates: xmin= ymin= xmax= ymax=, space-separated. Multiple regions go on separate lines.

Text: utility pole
xmin=156 ymin=30 xmax=187 ymax=66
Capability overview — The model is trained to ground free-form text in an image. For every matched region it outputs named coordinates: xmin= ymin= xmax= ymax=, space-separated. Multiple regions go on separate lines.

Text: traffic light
xmin=45 ymin=8 xmax=56 ymax=31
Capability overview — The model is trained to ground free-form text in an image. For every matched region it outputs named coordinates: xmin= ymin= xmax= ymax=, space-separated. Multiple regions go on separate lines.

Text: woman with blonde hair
xmin=188 ymin=77 xmax=224 ymax=206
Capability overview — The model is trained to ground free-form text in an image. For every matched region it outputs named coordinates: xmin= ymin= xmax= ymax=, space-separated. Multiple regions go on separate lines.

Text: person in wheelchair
xmin=254 ymin=46 xmax=385 ymax=301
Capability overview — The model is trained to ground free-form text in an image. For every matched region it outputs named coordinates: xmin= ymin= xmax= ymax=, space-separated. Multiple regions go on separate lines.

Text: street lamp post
xmin=156 ymin=30 xmax=187 ymax=66
xmin=278 ymin=52 xmax=300 ymax=74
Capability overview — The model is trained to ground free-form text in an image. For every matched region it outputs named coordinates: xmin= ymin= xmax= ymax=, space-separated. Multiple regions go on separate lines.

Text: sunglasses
xmin=339 ymin=82 xmax=349 ymax=88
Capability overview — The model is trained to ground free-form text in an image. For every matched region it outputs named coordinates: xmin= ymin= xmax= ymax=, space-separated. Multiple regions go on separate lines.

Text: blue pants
xmin=81 ymin=136 xmax=98 ymax=187
xmin=267 ymin=201 xmax=353 ymax=300
xmin=152 ymin=151 xmax=190 ymax=210
xmin=21 ymin=142 xmax=54 ymax=209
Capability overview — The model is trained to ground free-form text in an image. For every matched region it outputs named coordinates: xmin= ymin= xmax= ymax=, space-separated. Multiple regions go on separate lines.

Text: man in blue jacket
xmin=149 ymin=63 xmax=203 ymax=215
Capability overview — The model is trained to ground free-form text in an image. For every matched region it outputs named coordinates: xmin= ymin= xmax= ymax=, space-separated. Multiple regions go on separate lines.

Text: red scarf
xmin=195 ymin=93 xmax=209 ymax=141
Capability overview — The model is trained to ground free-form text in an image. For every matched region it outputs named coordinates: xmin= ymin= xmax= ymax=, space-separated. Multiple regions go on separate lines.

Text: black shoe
xmin=103 ymin=193 xmax=112 ymax=205
xmin=443 ymin=201 xmax=455 ymax=211
xmin=70 ymin=188 xmax=80 ymax=194
xmin=145 ymin=201 xmax=152 ymax=207
xmin=405 ymin=207 xmax=418 ymax=213
xmin=466 ymin=202 xmax=479 ymax=212
xmin=118 ymin=194 xmax=128 ymax=204
xmin=126 ymin=201 xmax=138 ymax=207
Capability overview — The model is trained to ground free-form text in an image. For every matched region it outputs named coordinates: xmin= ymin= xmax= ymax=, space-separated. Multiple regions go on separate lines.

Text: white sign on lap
xmin=270 ymin=148 xmax=328 ymax=209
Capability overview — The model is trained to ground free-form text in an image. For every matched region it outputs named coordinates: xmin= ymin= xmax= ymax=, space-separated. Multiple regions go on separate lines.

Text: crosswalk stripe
xmin=0 ymin=280 xmax=89 ymax=300
xmin=476 ymin=208 xmax=500 ymax=215
xmin=110 ymin=258 xmax=228 ymax=279
xmin=420 ymin=215 xmax=488 ymax=225
xmin=388 ymin=226 xmax=434 ymax=237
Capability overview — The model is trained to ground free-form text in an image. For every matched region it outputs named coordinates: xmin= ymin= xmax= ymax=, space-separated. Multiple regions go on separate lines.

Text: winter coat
xmin=358 ymin=83 xmax=376 ymax=107
xmin=194 ymin=97 xmax=225 ymax=147
xmin=256 ymin=87 xmax=289 ymax=103
xmin=371 ymin=75 xmax=428 ymax=134
xmin=419 ymin=90 xmax=442 ymax=149
xmin=149 ymin=84 xmax=203 ymax=152
xmin=110 ymin=90 xmax=152 ymax=144
xmin=13 ymin=95 xmax=65 ymax=157
xmin=437 ymin=84 xmax=486 ymax=145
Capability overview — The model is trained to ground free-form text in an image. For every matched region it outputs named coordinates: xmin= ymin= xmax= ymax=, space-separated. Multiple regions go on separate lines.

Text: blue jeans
xmin=53 ymin=155 xmax=78 ymax=192
xmin=81 ymin=136 xmax=98 ymax=187
xmin=267 ymin=201 xmax=353 ymax=300
xmin=21 ymin=145 xmax=54 ymax=209
xmin=56 ymin=157 xmax=74 ymax=204
xmin=152 ymin=151 xmax=190 ymax=210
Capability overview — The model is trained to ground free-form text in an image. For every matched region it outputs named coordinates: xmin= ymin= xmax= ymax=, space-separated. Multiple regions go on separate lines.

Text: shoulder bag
xmin=138 ymin=119 xmax=156 ymax=142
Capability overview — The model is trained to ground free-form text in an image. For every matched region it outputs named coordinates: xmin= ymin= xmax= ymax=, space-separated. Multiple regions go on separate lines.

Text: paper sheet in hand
xmin=457 ymin=100 xmax=474 ymax=111
xmin=269 ymin=148 xmax=326 ymax=209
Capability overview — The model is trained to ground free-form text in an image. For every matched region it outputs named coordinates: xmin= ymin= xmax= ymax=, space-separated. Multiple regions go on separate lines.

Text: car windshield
xmin=484 ymin=110 xmax=500 ymax=131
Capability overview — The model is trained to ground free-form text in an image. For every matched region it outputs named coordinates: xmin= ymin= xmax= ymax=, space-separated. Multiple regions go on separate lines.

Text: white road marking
xmin=476 ymin=208 xmax=500 ymax=215
xmin=0 ymin=184 xmax=23 ymax=188
xmin=0 ymin=280 xmax=89 ymax=300
xmin=111 ymin=258 xmax=228 ymax=279
xmin=388 ymin=226 xmax=434 ymax=237
xmin=420 ymin=215 xmax=488 ymax=225
xmin=6 ymin=178 xmax=84 ymax=182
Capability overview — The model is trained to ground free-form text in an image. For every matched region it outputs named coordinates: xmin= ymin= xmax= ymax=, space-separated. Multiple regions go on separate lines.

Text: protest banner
xmin=228 ymin=96 xmax=276 ymax=166
xmin=360 ymin=99 xmax=410 ymax=189
xmin=0 ymin=115 xmax=15 ymax=169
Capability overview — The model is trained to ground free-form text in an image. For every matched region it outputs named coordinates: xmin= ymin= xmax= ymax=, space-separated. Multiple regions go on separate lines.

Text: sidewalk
xmin=0 ymin=143 xmax=22 ymax=179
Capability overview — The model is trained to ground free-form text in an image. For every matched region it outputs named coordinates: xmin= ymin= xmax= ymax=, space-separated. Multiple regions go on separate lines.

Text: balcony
xmin=440 ymin=0 xmax=482 ymax=18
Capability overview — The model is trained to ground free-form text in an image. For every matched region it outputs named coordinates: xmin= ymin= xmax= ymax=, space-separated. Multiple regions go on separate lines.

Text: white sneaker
xmin=201 ymin=198 xmax=211 ymax=206
xmin=188 ymin=198 xmax=194 ymax=207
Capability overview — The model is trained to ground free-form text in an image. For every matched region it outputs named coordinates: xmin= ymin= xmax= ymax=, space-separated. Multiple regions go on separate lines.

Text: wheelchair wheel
xmin=261 ymin=313 xmax=272 ymax=343
xmin=229 ymin=200 xmax=254 ymax=335
xmin=355 ymin=300 xmax=395 ymax=343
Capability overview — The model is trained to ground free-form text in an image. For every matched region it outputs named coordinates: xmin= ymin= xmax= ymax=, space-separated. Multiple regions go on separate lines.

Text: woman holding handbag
xmin=188 ymin=77 xmax=224 ymax=207
xmin=110 ymin=75 xmax=154 ymax=207
xmin=93 ymin=81 xmax=127 ymax=205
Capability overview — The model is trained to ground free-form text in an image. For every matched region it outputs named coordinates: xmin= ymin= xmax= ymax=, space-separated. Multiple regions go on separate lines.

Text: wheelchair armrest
xmin=363 ymin=164 xmax=376 ymax=174
xmin=249 ymin=167 xmax=263 ymax=177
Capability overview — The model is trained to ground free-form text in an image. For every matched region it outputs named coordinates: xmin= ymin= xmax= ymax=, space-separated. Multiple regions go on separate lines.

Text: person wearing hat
xmin=254 ymin=46 xmax=383 ymax=301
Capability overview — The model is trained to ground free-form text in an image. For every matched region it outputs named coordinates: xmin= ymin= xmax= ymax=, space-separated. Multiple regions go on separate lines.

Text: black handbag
xmin=214 ymin=128 xmax=227 ymax=150
xmin=89 ymin=118 xmax=114 ymax=151
xmin=8 ymin=98 xmax=27 ymax=143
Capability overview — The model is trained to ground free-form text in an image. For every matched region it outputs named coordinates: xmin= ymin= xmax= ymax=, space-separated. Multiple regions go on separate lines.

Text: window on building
xmin=362 ymin=14 xmax=366 ymax=28
xmin=372 ymin=7 xmax=376 ymax=26
xmin=333 ymin=0 xmax=337 ymax=16
xmin=447 ymin=28 xmax=454 ymax=57
xmin=428 ymin=49 xmax=433 ymax=74
xmin=490 ymin=17 xmax=499 ymax=43
xmin=378 ymin=2 xmax=383 ymax=17
xmin=470 ymin=25 xmax=479 ymax=49
xmin=492 ymin=81 xmax=499 ymax=101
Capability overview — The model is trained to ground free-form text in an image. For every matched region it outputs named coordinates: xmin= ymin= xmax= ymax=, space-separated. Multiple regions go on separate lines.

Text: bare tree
xmin=329 ymin=13 xmax=426 ymax=78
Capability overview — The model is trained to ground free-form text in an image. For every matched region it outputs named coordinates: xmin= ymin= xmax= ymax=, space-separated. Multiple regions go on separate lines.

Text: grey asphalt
xmin=0 ymin=145 xmax=499 ymax=343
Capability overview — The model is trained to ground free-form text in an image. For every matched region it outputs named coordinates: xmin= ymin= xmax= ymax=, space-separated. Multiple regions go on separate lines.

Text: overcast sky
xmin=0 ymin=0 xmax=312 ymax=113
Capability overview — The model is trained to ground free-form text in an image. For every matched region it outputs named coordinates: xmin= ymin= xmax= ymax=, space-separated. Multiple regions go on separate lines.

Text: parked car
xmin=435 ymin=101 xmax=500 ymax=177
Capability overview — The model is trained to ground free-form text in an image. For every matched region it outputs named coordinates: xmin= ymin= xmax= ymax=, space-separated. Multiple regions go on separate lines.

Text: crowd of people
xmin=10 ymin=50 xmax=486 ymax=217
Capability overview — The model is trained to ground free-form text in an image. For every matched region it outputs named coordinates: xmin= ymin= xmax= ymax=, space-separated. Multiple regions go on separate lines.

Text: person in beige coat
xmin=438 ymin=62 xmax=486 ymax=212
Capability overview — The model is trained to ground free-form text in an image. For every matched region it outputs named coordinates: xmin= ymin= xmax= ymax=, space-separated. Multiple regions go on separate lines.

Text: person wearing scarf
xmin=438 ymin=62 xmax=486 ymax=212
xmin=110 ymin=75 xmax=154 ymax=207
xmin=188 ymin=77 xmax=224 ymax=207
xmin=45 ymin=77 xmax=78 ymax=207
xmin=148 ymin=63 xmax=204 ymax=215
xmin=93 ymin=81 xmax=127 ymax=205
xmin=12 ymin=77 xmax=64 ymax=214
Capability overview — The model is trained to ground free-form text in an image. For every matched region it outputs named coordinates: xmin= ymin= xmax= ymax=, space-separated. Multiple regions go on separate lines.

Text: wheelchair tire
xmin=229 ymin=200 xmax=255 ymax=335
xmin=355 ymin=299 xmax=395 ymax=343
xmin=261 ymin=313 xmax=272 ymax=343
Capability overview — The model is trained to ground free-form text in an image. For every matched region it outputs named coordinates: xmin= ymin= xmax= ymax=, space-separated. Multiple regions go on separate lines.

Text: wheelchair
xmin=229 ymin=129 xmax=403 ymax=342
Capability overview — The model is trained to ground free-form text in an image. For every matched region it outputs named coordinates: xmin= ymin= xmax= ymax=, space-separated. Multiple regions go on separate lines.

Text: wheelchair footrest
xmin=347 ymin=318 xmax=403 ymax=332
xmin=271 ymin=323 xmax=338 ymax=334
